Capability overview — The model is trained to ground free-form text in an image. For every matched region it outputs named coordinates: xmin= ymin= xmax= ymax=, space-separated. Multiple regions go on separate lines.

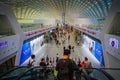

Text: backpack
xmin=58 ymin=59 xmax=72 ymax=79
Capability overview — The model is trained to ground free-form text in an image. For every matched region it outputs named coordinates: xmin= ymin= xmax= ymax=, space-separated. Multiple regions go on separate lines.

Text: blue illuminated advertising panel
xmin=19 ymin=42 xmax=32 ymax=65
xmin=94 ymin=42 xmax=105 ymax=67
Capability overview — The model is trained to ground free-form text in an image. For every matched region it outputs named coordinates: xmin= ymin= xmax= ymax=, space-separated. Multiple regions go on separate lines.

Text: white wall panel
xmin=104 ymin=34 xmax=120 ymax=61
xmin=0 ymin=35 xmax=19 ymax=64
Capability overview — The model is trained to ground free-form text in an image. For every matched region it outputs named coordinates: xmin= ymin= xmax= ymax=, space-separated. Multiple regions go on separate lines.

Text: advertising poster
xmin=83 ymin=35 xmax=95 ymax=55
xmin=30 ymin=37 xmax=39 ymax=54
xmin=30 ymin=39 xmax=35 ymax=54
xmin=30 ymin=35 xmax=44 ymax=54
xmin=19 ymin=42 xmax=32 ymax=65
xmin=83 ymin=35 xmax=105 ymax=66
xmin=89 ymin=40 xmax=95 ymax=54
xmin=94 ymin=42 xmax=105 ymax=66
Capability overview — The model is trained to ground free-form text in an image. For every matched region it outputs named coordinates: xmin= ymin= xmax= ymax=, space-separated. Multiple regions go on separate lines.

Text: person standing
xmin=39 ymin=58 xmax=47 ymax=79
xmin=56 ymin=39 xmax=59 ymax=47
xmin=81 ymin=61 xmax=86 ymax=68
xmin=84 ymin=57 xmax=93 ymax=74
xmin=63 ymin=46 xmax=66 ymax=50
xmin=77 ymin=58 xmax=81 ymax=68
xmin=68 ymin=35 xmax=70 ymax=42
xmin=39 ymin=58 xmax=47 ymax=67
xmin=56 ymin=49 xmax=78 ymax=80
xmin=77 ymin=40 xmax=79 ymax=45
xmin=46 ymin=55 xmax=49 ymax=63
xmin=84 ymin=57 xmax=93 ymax=68
xmin=68 ymin=45 xmax=71 ymax=50
xmin=84 ymin=57 xmax=91 ymax=68
xmin=53 ymin=57 xmax=54 ymax=63
xmin=56 ymin=53 xmax=59 ymax=63
xmin=28 ymin=54 xmax=36 ymax=67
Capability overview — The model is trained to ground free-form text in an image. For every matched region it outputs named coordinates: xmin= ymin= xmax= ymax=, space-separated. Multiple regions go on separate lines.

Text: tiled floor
xmin=25 ymin=31 xmax=101 ymax=68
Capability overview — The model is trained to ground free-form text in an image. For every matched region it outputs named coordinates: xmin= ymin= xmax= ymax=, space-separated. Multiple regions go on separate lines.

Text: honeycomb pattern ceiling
xmin=0 ymin=0 xmax=113 ymax=20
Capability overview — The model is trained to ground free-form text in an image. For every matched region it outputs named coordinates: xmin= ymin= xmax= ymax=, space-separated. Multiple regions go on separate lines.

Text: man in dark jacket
xmin=56 ymin=49 xmax=78 ymax=80
xmin=68 ymin=45 xmax=71 ymax=50
xmin=40 ymin=58 xmax=47 ymax=67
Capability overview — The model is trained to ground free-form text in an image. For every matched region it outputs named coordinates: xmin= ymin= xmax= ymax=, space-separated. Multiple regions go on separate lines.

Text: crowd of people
xmin=28 ymin=53 xmax=93 ymax=80
xmin=27 ymin=27 xmax=93 ymax=80
xmin=28 ymin=54 xmax=93 ymax=68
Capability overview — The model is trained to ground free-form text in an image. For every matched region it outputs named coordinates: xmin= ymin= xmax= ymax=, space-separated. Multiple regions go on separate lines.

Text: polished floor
xmin=23 ymin=31 xmax=101 ymax=68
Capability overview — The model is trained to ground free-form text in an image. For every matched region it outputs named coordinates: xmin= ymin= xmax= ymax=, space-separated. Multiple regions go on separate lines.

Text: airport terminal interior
xmin=0 ymin=0 xmax=120 ymax=80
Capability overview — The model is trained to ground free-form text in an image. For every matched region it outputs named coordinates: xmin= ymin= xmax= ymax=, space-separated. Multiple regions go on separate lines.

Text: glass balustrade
xmin=0 ymin=66 xmax=118 ymax=80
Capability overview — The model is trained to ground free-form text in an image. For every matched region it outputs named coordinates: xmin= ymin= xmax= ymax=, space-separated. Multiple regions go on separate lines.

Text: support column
xmin=62 ymin=12 xmax=65 ymax=24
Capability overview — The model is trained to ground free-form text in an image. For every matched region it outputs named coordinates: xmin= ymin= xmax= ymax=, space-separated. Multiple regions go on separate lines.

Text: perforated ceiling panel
xmin=0 ymin=0 xmax=113 ymax=20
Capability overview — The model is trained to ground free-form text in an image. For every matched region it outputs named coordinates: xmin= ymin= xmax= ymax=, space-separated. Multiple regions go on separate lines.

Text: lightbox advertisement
xmin=30 ymin=35 xmax=44 ymax=54
xmin=19 ymin=42 xmax=32 ymax=65
xmin=83 ymin=35 xmax=95 ymax=55
xmin=94 ymin=42 xmax=105 ymax=66
xmin=83 ymin=35 xmax=105 ymax=66
xmin=30 ymin=38 xmax=39 ymax=54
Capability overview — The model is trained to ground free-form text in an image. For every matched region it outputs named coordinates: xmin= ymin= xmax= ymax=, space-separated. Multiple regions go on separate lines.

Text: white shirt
xmin=29 ymin=58 xmax=36 ymax=67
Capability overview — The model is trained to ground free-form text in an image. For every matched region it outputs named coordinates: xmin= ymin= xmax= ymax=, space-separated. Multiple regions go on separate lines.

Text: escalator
xmin=83 ymin=68 xmax=115 ymax=80
xmin=16 ymin=67 xmax=55 ymax=80
xmin=0 ymin=66 xmax=30 ymax=80
xmin=0 ymin=66 xmax=116 ymax=80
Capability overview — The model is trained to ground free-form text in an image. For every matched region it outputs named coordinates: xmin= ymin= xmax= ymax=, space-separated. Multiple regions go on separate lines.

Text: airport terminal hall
xmin=0 ymin=0 xmax=120 ymax=80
